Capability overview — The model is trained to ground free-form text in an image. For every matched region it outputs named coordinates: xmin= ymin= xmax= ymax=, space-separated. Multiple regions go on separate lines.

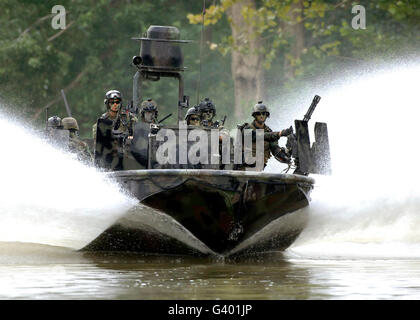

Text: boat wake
xmin=114 ymin=204 xmax=218 ymax=255
xmin=288 ymin=175 xmax=420 ymax=259
xmin=266 ymin=59 xmax=420 ymax=259
xmin=0 ymin=115 xmax=224 ymax=255
xmin=0 ymin=115 xmax=138 ymax=250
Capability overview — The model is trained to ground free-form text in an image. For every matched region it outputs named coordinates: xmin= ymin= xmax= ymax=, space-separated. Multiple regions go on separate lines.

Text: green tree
xmin=0 ymin=0 xmax=234 ymax=136
xmin=188 ymin=0 xmax=420 ymax=120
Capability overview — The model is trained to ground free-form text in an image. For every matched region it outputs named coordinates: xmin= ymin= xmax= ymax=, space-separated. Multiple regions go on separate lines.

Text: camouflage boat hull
xmin=84 ymin=170 xmax=314 ymax=256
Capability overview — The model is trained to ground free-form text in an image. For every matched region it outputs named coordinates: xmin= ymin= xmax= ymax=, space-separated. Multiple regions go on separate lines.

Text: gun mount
xmin=288 ymin=95 xmax=332 ymax=175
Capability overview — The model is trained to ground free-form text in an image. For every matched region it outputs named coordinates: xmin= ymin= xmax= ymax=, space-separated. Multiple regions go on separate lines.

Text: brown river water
xmin=2 ymin=242 xmax=420 ymax=300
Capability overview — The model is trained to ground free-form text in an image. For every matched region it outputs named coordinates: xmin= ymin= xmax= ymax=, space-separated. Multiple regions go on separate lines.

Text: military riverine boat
xmin=83 ymin=26 xmax=331 ymax=256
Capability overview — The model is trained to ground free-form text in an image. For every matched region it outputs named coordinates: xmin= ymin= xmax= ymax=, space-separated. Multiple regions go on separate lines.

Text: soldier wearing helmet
xmin=185 ymin=106 xmax=201 ymax=126
xmin=45 ymin=115 xmax=68 ymax=147
xmin=140 ymin=98 xmax=158 ymax=124
xmin=124 ymin=98 xmax=159 ymax=169
xmin=62 ymin=117 xmax=93 ymax=163
xmin=238 ymin=100 xmax=293 ymax=170
xmin=197 ymin=97 xmax=216 ymax=128
xmin=47 ymin=116 xmax=63 ymax=130
xmin=92 ymin=90 xmax=138 ymax=140
xmin=62 ymin=116 xmax=80 ymax=132
xmin=194 ymin=99 xmax=230 ymax=169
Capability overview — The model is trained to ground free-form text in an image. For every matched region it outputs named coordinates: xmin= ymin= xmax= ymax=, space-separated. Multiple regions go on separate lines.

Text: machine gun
xmin=287 ymin=95 xmax=321 ymax=160
xmin=148 ymin=114 xmax=173 ymax=135
xmin=303 ymin=95 xmax=321 ymax=122
xmin=158 ymin=113 xmax=172 ymax=124
xmin=286 ymin=95 xmax=331 ymax=175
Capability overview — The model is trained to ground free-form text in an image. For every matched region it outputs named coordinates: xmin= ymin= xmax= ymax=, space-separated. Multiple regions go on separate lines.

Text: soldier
xmin=197 ymin=97 xmax=216 ymax=128
xmin=45 ymin=115 xmax=70 ymax=147
xmin=238 ymin=100 xmax=293 ymax=170
xmin=127 ymin=98 xmax=159 ymax=168
xmin=47 ymin=116 xmax=63 ymax=130
xmin=92 ymin=90 xmax=138 ymax=170
xmin=185 ymin=106 xmax=201 ymax=126
xmin=140 ymin=98 xmax=158 ymax=124
xmin=92 ymin=90 xmax=138 ymax=140
xmin=62 ymin=117 xmax=93 ymax=163
xmin=192 ymin=100 xmax=230 ymax=169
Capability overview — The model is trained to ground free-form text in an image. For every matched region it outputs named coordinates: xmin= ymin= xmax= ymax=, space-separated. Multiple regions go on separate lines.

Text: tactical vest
xmin=68 ymin=136 xmax=92 ymax=163
xmin=100 ymin=111 xmax=137 ymax=135
xmin=242 ymin=121 xmax=274 ymax=166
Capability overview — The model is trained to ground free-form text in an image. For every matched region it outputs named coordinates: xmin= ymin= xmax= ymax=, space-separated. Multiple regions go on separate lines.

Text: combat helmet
xmin=47 ymin=116 xmax=63 ymax=129
xmin=185 ymin=106 xmax=200 ymax=121
xmin=62 ymin=117 xmax=79 ymax=131
xmin=252 ymin=100 xmax=270 ymax=117
xmin=198 ymin=97 xmax=216 ymax=122
xmin=104 ymin=90 xmax=122 ymax=106
xmin=140 ymin=98 xmax=158 ymax=117
xmin=198 ymin=97 xmax=216 ymax=115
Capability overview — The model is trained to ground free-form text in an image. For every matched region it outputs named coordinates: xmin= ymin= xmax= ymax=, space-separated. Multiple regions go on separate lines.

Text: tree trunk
xmin=284 ymin=0 xmax=305 ymax=80
xmin=227 ymin=0 xmax=264 ymax=121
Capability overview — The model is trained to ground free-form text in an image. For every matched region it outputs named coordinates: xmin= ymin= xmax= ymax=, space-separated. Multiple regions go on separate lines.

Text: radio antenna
xmin=196 ymin=0 xmax=206 ymax=105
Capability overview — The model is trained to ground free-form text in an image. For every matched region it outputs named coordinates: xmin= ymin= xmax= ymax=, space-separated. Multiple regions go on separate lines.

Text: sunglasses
xmin=254 ymin=112 xmax=268 ymax=116
xmin=190 ymin=117 xmax=200 ymax=121
xmin=110 ymin=100 xmax=121 ymax=104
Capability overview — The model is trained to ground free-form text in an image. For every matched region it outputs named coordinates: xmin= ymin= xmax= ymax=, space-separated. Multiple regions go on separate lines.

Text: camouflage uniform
xmin=240 ymin=120 xmax=287 ymax=168
xmin=93 ymin=110 xmax=138 ymax=139
xmin=93 ymin=110 xmax=138 ymax=165
xmin=68 ymin=132 xmax=93 ymax=163
xmin=238 ymin=100 xmax=292 ymax=170
xmin=93 ymin=90 xmax=138 ymax=140
xmin=61 ymin=117 xmax=93 ymax=163
xmin=125 ymin=98 xmax=158 ymax=169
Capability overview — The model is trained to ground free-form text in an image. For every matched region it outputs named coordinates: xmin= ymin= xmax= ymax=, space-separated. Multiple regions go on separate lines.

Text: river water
xmin=2 ymin=61 xmax=420 ymax=300
xmin=2 ymin=244 xmax=420 ymax=300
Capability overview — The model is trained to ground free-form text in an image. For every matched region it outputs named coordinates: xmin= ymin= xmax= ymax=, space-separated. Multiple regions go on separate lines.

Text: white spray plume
xmin=0 ymin=116 xmax=138 ymax=250
xmin=268 ymin=60 xmax=420 ymax=259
